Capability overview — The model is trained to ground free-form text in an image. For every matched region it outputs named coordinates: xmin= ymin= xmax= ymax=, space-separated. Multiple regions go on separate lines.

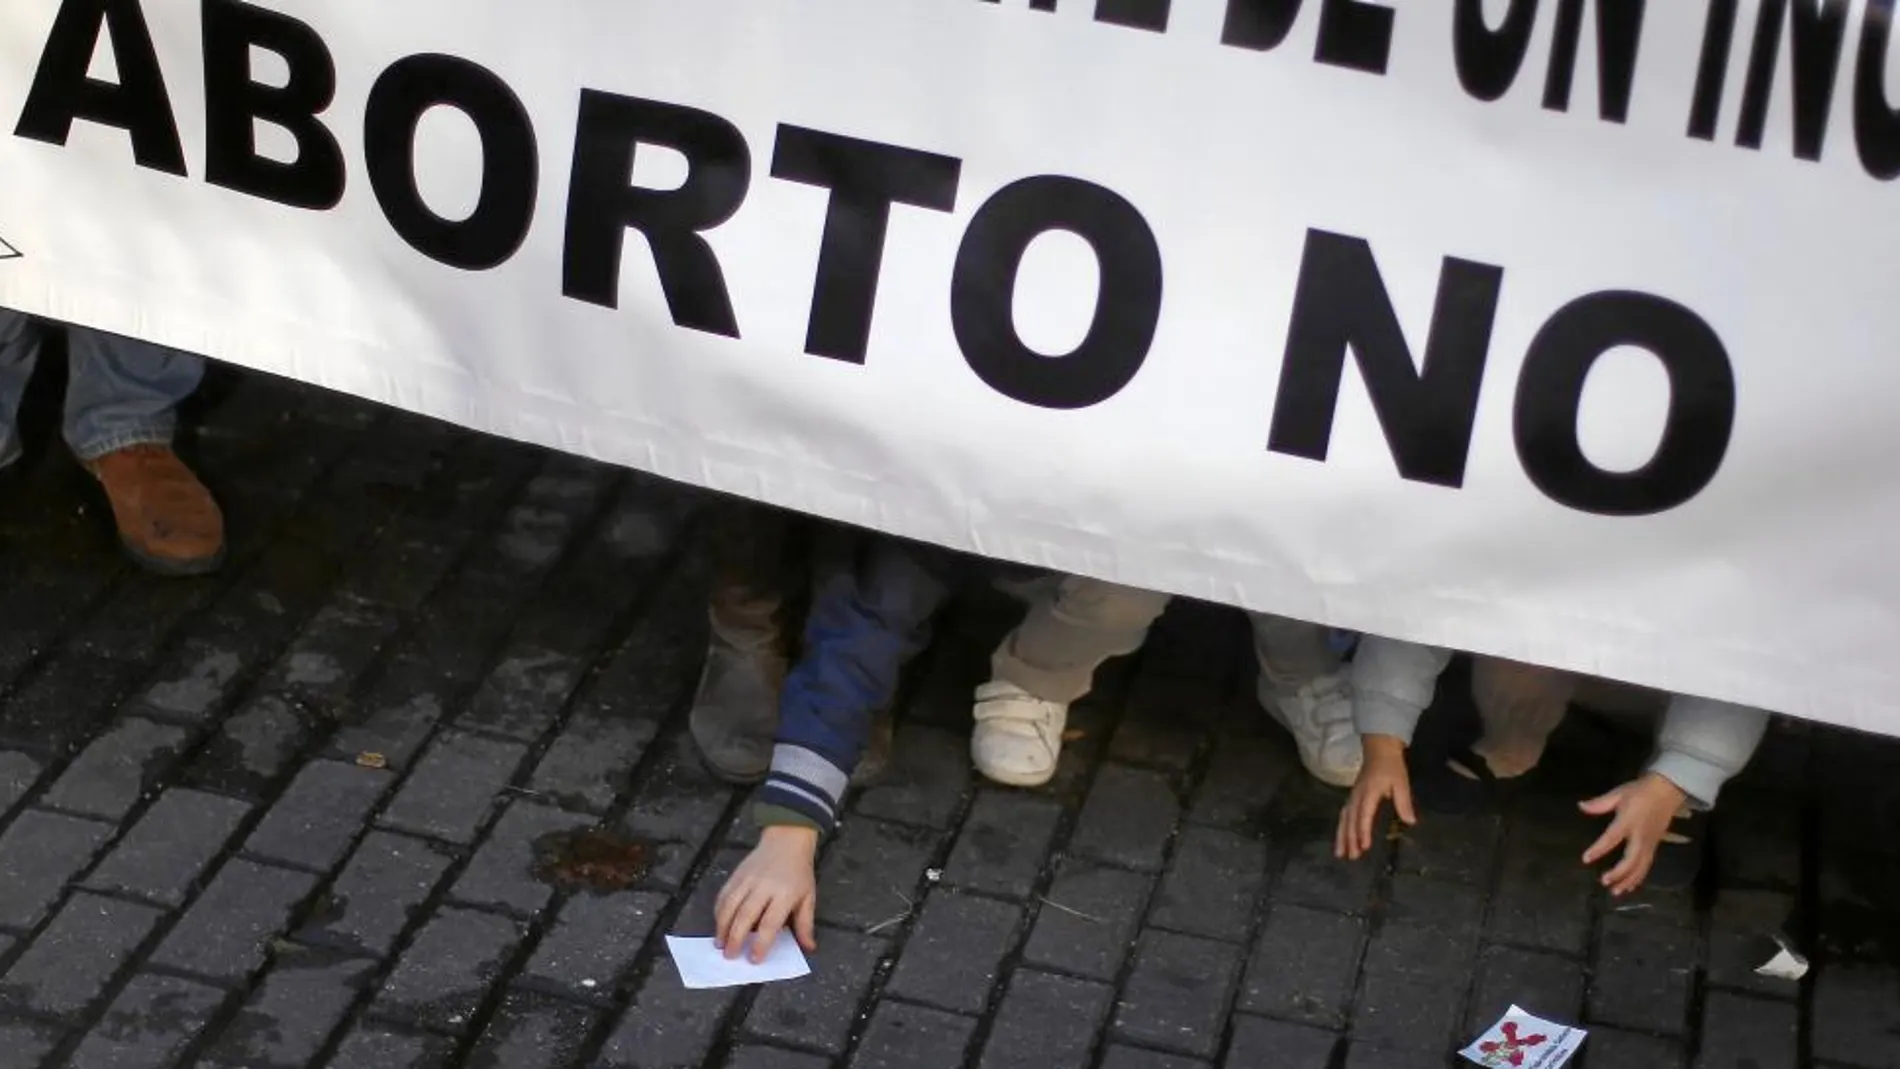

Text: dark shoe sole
xmin=124 ymin=541 xmax=226 ymax=578
xmin=699 ymin=757 xmax=768 ymax=788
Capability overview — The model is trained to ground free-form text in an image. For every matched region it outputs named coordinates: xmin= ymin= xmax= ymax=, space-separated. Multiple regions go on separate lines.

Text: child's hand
xmin=1579 ymin=772 xmax=1688 ymax=897
xmin=1336 ymin=734 xmax=1415 ymax=860
xmin=715 ymin=825 xmax=821 ymax=962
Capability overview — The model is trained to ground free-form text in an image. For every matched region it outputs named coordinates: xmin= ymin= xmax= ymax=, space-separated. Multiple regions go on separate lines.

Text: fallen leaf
xmin=356 ymin=752 xmax=387 ymax=769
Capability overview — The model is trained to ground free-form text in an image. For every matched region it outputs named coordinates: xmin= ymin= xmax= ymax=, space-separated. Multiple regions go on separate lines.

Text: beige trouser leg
xmin=1247 ymin=613 xmax=1344 ymax=693
xmin=1573 ymin=676 xmax=1668 ymax=717
xmin=1469 ymin=657 xmax=1579 ymax=777
xmin=991 ymin=577 xmax=1173 ymax=703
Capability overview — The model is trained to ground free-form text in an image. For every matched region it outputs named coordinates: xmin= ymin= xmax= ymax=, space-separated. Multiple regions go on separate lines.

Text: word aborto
xmin=15 ymin=0 xmax=1740 ymax=518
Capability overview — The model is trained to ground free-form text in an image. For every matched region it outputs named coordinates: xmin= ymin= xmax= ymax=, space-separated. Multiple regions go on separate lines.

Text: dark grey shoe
xmin=689 ymin=638 xmax=787 ymax=785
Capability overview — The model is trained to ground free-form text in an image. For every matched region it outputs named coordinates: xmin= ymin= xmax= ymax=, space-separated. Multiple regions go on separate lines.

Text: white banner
xmin=1 ymin=0 xmax=1896 ymax=735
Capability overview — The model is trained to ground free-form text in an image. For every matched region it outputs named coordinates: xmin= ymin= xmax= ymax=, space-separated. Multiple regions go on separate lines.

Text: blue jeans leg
xmin=63 ymin=326 xmax=204 ymax=462
xmin=0 ymin=308 xmax=45 ymax=469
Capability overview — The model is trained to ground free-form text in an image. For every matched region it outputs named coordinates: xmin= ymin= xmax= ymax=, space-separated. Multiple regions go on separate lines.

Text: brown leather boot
xmin=86 ymin=444 xmax=226 ymax=576
xmin=688 ymin=610 xmax=788 ymax=785
xmin=689 ymin=503 xmax=804 ymax=784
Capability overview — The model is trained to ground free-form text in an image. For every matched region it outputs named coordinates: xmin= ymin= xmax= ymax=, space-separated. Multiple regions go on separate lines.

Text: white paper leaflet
xmin=1461 ymin=1006 xmax=1587 ymax=1069
xmin=666 ymin=935 xmax=810 ymax=990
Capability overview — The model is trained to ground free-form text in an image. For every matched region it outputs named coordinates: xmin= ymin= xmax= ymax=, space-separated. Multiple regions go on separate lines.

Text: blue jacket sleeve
xmin=755 ymin=535 xmax=957 ymax=835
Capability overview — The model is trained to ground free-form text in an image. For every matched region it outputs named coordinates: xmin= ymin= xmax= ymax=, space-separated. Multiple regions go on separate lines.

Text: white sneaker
xmin=971 ymin=680 xmax=1069 ymax=787
xmin=1259 ymin=671 xmax=1362 ymax=788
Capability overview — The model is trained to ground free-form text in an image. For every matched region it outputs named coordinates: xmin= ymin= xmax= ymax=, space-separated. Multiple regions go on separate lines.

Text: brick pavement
xmin=0 ymin=364 xmax=1894 ymax=1069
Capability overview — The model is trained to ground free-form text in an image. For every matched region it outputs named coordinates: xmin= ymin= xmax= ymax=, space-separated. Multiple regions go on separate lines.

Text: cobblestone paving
xmin=0 ymin=366 xmax=1894 ymax=1069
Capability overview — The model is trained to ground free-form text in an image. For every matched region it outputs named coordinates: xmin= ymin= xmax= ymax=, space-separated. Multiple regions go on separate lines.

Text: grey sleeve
xmin=1647 ymin=696 xmax=1771 ymax=808
xmin=1350 ymin=637 xmax=1453 ymax=744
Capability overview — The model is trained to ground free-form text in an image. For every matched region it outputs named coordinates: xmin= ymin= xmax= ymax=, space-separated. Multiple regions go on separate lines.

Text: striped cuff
xmin=756 ymin=743 xmax=851 ymax=836
xmin=1354 ymin=694 xmax=1424 ymax=746
xmin=1647 ymin=750 xmax=1726 ymax=810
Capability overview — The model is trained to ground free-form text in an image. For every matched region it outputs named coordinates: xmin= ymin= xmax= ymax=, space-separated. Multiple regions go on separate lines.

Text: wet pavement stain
xmin=531 ymin=827 xmax=655 ymax=892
